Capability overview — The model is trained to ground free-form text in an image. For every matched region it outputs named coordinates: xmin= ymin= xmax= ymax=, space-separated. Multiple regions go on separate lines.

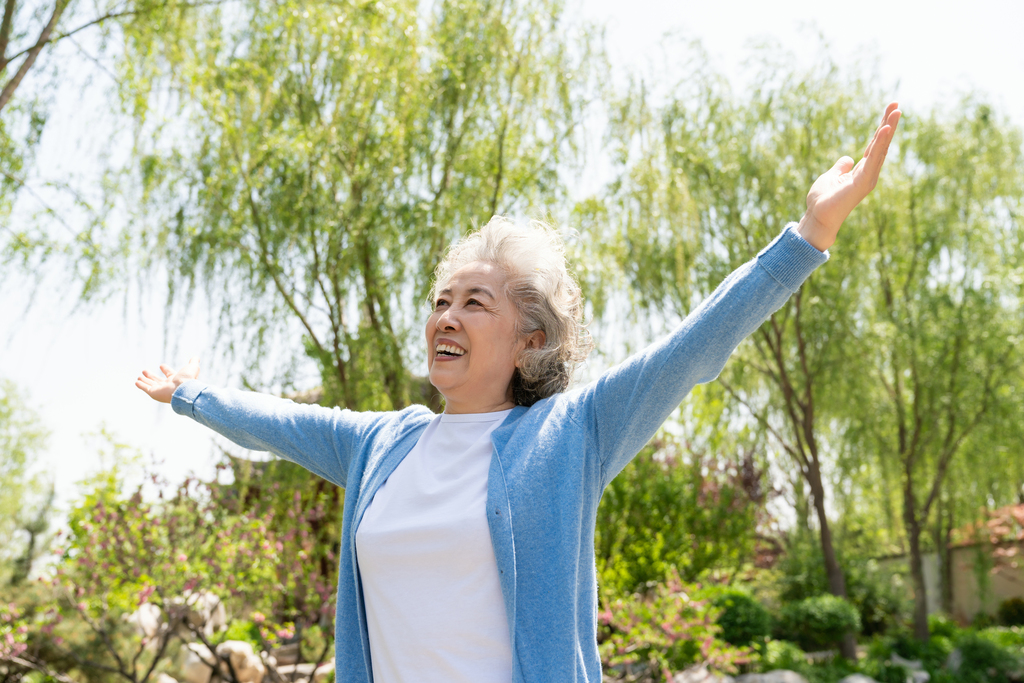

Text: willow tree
xmin=852 ymin=102 xmax=1024 ymax=640
xmin=105 ymin=0 xmax=598 ymax=409
xmin=580 ymin=48 xmax=888 ymax=658
xmin=0 ymin=378 xmax=52 ymax=586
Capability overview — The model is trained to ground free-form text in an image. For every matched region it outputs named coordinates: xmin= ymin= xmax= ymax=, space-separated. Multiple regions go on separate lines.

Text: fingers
xmin=160 ymin=364 xmax=174 ymax=377
xmin=857 ymin=104 xmax=902 ymax=189
xmin=862 ymin=102 xmax=901 ymax=160
xmin=881 ymin=101 xmax=899 ymax=126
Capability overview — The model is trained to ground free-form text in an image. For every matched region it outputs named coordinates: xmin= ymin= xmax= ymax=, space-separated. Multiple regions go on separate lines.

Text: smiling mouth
xmin=435 ymin=343 xmax=465 ymax=357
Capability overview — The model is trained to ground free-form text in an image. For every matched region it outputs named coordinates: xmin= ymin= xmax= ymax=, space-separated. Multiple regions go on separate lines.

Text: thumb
xmin=831 ymin=156 xmax=856 ymax=176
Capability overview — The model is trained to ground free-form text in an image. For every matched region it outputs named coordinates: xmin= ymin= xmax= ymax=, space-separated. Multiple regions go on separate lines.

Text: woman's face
xmin=426 ymin=261 xmax=536 ymax=414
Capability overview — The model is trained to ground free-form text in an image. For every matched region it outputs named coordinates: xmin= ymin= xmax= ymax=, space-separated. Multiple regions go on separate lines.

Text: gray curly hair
xmin=430 ymin=216 xmax=593 ymax=407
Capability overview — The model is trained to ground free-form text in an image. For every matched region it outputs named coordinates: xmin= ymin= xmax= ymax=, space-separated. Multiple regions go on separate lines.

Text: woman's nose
xmin=437 ymin=308 xmax=460 ymax=331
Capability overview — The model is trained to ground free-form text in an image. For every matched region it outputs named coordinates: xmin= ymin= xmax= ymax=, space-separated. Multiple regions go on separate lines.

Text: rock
xmin=735 ymin=671 xmax=810 ymax=683
xmin=216 ymin=640 xmax=266 ymax=683
xmin=182 ymin=643 xmax=216 ymax=683
xmin=126 ymin=603 xmax=162 ymax=639
xmin=838 ymin=675 xmax=879 ymax=683
xmin=674 ymin=664 xmax=735 ymax=683
xmin=157 ymin=674 xmax=179 ymax=683
xmin=891 ymin=654 xmax=924 ymax=671
xmin=276 ymin=664 xmax=316 ymax=677
xmin=312 ymin=662 xmax=334 ymax=683
xmin=909 ymin=672 xmax=930 ymax=683
xmin=270 ymin=643 xmax=301 ymax=666
xmin=182 ymin=591 xmax=227 ymax=638
xmin=946 ymin=649 xmax=962 ymax=673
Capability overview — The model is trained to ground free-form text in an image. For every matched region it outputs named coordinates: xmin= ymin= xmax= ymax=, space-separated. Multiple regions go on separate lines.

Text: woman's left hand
xmin=797 ymin=102 xmax=902 ymax=251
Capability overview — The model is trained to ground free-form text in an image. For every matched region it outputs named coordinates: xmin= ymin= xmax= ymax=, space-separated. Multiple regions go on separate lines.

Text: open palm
xmin=135 ymin=357 xmax=201 ymax=404
xmin=798 ymin=102 xmax=902 ymax=251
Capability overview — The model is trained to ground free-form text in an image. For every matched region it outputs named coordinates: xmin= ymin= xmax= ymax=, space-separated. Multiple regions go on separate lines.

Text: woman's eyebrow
xmin=465 ymin=286 xmax=495 ymax=299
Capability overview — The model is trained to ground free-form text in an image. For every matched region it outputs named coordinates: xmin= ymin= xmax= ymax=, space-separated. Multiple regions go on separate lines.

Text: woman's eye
xmin=467 ymin=299 xmax=482 ymax=306
xmin=434 ymin=299 xmax=449 ymax=309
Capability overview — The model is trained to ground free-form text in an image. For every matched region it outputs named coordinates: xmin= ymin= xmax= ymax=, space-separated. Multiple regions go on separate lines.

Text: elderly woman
xmin=137 ymin=103 xmax=901 ymax=683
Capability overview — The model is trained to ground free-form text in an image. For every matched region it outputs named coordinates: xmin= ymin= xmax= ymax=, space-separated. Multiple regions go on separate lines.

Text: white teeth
xmin=435 ymin=344 xmax=465 ymax=356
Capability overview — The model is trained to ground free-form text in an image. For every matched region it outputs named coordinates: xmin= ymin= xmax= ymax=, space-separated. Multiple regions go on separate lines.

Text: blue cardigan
xmin=172 ymin=224 xmax=827 ymax=682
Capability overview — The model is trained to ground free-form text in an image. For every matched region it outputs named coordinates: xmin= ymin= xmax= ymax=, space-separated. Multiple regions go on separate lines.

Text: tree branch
xmin=0 ymin=0 xmax=17 ymax=70
xmin=0 ymin=0 xmax=67 ymax=112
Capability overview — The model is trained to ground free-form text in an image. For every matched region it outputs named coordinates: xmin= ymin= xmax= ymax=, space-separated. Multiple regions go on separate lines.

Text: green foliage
xmin=759 ymin=639 xmax=810 ymax=675
xmin=997 ymin=597 xmax=1024 ymax=626
xmin=98 ymin=0 xmax=602 ymax=409
xmin=219 ymin=618 xmax=262 ymax=651
xmin=596 ymin=430 xmax=763 ymax=596
xmin=929 ymin=613 xmax=961 ymax=639
xmin=862 ymin=659 xmax=909 ymax=683
xmin=0 ymin=378 xmax=52 ymax=586
xmin=773 ymin=536 xmax=908 ymax=637
xmin=977 ymin=625 xmax=1024 ymax=649
xmin=0 ymin=600 xmax=29 ymax=661
xmin=953 ymin=632 xmax=1021 ymax=683
xmin=704 ymin=588 xmax=771 ymax=647
xmin=599 ymin=571 xmax=750 ymax=681
xmin=776 ymin=595 xmax=861 ymax=651
xmin=8 ymin=456 xmax=340 ymax=682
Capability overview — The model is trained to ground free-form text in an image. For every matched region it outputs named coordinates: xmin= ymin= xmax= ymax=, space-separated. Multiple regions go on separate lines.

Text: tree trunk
xmin=808 ymin=465 xmax=857 ymax=660
xmin=905 ymin=484 xmax=930 ymax=640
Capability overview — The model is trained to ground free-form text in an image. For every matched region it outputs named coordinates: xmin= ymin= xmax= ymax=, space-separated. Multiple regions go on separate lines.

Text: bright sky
xmin=2 ymin=0 xmax=1022 ymax=510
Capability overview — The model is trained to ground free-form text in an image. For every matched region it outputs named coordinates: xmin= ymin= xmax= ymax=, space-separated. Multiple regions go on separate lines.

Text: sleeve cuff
xmin=171 ymin=380 xmax=209 ymax=417
xmin=756 ymin=222 xmax=829 ymax=292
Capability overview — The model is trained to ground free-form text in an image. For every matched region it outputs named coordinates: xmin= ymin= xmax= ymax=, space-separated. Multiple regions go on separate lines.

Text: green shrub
xmin=599 ymin=571 xmax=750 ymax=679
xmin=759 ymin=639 xmax=810 ymax=675
xmin=774 ymin=538 xmax=908 ymax=636
xmin=219 ymin=619 xmax=262 ymax=650
xmin=861 ymin=659 xmax=908 ymax=683
xmin=928 ymin=613 xmax=961 ymax=639
xmin=998 ymin=597 xmax=1024 ymax=626
xmin=954 ymin=632 xmax=1020 ymax=683
xmin=708 ymin=590 xmax=771 ymax=647
xmin=776 ymin=595 xmax=861 ymax=651
xmin=978 ymin=625 xmax=1024 ymax=649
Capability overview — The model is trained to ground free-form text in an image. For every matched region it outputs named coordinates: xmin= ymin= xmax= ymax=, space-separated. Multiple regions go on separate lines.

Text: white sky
xmin=2 ymin=0 xmax=1023 ymax=510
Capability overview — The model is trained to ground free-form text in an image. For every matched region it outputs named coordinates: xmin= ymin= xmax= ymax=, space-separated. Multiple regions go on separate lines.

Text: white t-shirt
xmin=355 ymin=409 xmax=513 ymax=683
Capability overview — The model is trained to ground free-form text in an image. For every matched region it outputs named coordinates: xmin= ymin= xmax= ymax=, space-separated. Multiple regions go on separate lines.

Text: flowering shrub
xmin=599 ymin=570 xmax=751 ymax=683
xmin=0 ymin=602 xmax=28 ymax=661
xmin=4 ymin=462 xmax=338 ymax=681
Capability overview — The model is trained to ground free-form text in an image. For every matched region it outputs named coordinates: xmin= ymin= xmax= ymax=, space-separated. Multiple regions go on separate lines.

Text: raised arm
xmin=136 ymin=358 xmax=391 ymax=489
xmin=572 ymin=103 xmax=901 ymax=486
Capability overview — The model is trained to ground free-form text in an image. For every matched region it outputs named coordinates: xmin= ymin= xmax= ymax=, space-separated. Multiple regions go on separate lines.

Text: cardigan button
xmin=495 ymin=510 xmax=500 ymax=515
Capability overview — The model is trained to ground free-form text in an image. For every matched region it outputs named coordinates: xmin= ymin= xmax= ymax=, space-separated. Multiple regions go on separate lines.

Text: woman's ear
xmin=526 ymin=330 xmax=546 ymax=350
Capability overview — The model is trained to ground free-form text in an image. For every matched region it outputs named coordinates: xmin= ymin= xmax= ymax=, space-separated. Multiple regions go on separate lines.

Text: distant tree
xmin=0 ymin=378 xmax=52 ymax=586
xmin=851 ymin=101 xmax=1024 ymax=640
xmin=581 ymin=45 xmax=883 ymax=658
xmin=50 ymin=0 xmax=598 ymax=410
xmin=595 ymin=397 xmax=768 ymax=596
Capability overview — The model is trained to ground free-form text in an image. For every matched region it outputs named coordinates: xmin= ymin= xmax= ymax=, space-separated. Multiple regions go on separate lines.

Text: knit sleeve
xmin=568 ymin=223 xmax=828 ymax=488
xmin=171 ymin=381 xmax=392 ymax=489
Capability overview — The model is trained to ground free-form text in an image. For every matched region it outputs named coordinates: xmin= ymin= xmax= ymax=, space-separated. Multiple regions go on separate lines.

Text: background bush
xmin=998 ymin=597 xmax=1024 ymax=626
xmin=705 ymin=589 xmax=771 ymax=647
xmin=775 ymin=594 xmax=861 ymax=651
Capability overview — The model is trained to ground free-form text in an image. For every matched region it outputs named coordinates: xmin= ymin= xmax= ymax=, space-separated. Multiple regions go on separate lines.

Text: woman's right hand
xmin=135 ymin=357 xmax=200 ymax=404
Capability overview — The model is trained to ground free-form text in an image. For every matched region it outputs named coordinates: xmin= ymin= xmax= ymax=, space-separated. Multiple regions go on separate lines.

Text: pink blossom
xmin=276 ymin=627 xmax=294 ymax=639
xmin=252 ymin=611 xmax=266 ymax=624
xmin=176 ymin=553 xmax=188 ymax=563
